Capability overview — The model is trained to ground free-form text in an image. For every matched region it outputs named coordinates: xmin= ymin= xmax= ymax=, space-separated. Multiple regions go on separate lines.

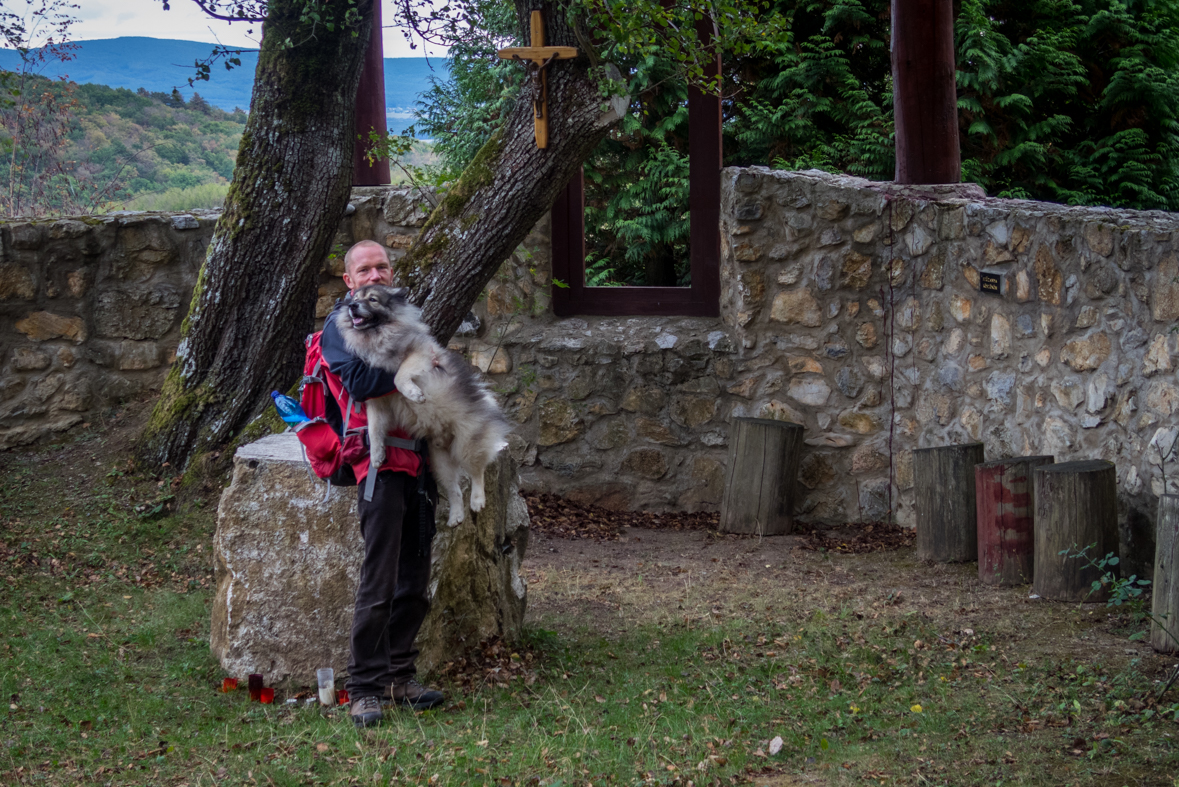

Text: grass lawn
xmin=2 ymin=409 xmax=1178 ymax=786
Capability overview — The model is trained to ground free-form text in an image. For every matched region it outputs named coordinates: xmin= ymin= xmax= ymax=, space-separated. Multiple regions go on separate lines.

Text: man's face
xmin=343 ymin=245 xmax=394 ymax=291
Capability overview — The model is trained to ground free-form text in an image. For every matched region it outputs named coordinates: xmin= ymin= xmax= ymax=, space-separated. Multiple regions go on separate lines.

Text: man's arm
xmin=321 ymin=305 xmax=399 ymax=402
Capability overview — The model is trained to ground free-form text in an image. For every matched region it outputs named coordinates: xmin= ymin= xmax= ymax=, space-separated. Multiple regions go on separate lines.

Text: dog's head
xmin=344 ymin=285 xmax=411 ymax=330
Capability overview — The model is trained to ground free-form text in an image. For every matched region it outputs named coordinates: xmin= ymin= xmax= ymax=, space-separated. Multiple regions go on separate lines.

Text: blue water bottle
xmin=271 ymin=391 xmax=310 ymax=426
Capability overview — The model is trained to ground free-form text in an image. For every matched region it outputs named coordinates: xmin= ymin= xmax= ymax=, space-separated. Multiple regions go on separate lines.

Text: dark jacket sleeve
xmin=320 ymin=303 xmax=399 ymax=402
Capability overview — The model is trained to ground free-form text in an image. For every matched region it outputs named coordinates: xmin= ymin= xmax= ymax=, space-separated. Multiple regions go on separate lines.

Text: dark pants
xmin=346 ymin=470 xmax=436 ymax=699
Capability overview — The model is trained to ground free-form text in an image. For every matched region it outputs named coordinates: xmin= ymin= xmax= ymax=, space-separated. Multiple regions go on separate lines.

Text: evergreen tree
xmin=188 ymin=91 xmax=212 ymax=113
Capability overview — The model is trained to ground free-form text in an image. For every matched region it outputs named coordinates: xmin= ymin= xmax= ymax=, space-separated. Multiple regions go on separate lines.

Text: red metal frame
xmin=551 ymin=19 xmax=721 ymax=317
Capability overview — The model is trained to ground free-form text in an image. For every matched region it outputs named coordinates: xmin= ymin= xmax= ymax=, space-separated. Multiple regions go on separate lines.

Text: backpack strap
xmin=362 ymin=437 xmax=429 ymax=502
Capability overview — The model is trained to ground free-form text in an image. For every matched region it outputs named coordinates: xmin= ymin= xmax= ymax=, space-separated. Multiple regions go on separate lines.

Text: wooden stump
xmin=720 ymin=418 xmax=804 ymax=535
xmin=1032 ymin=460 xmax=1117 ymax=602
xmin=914 ymin=443 xmax=985 ymax=562
xmin=975 ymin=456 xmax=1055 ymax=585
xmin=1152 ymin=494 xmax=1179 ymax=653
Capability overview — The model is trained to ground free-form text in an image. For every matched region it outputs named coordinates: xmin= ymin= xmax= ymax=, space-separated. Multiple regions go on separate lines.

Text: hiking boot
xmin=390 ymin=679 xmax=444 ymax=710
xmin=350 ymin=695 xmax=383 ymax=728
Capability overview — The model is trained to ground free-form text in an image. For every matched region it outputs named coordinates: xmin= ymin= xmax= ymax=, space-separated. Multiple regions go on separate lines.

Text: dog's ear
xmin=388 ymin=287 xmax=410 ymax=303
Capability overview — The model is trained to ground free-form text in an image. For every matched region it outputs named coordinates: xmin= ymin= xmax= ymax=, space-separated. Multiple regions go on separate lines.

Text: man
xmin=320 ymin=239 xmax=444 ymax=727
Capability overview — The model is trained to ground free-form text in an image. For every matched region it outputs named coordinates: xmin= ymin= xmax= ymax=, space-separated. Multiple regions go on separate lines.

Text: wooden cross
xmin=496 ymin=10 xmax=579 ymax=148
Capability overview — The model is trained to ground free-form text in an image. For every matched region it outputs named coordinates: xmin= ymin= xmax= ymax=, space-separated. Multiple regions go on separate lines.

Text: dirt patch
xmin=521 ymin=525 xmax=1174 ymax=681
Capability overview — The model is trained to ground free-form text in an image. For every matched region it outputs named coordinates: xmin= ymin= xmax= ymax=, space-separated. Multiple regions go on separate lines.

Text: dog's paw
xmin=370 ymin=447 xmax=386 ymax=468
xmin=446 ymin=508 xmax=464 ymax=526
xmin=470 ymin=487 xmax=486 ymax=512
xmin=401 ymin=384 xmax=425 ymax=403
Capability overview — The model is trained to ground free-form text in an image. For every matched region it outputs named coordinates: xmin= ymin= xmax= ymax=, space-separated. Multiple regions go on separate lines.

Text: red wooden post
xmin=975 ymin=456 xmax=1054 ymax=585
xmin=687 ymin=14 xmax=721 ymax=299
xmin=353 ymin=0 xmax=390 ymax=185
xmin=891 ymin=0 xmax=960 ymax=184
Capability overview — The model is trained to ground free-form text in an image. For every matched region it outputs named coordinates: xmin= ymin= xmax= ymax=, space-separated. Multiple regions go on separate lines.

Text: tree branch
xmin=180 ymin=0 xmax=267 ymax=23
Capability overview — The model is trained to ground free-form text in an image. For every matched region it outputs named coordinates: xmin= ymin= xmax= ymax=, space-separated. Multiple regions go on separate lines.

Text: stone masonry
xmin=711 ymin=169 xmax=1177 ymax=574
xmin=0 ymin=211 xmax=218 ymax=448
xmin=0 ymin=189 xmax=448 ymax=450
xmin=4 ymin=171 xmax=1178 ymax=574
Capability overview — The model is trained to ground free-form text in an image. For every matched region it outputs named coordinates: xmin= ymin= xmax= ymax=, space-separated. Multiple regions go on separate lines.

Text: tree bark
xmin=136 ymin=0 xmax=375 ymax=469
xmin=401 ymin=0 xmax=628 ymax=343
xmin=137 ymin=0 xmax=624 ymax=470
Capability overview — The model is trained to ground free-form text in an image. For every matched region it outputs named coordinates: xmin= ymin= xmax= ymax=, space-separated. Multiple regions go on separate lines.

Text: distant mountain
xmin=0 ymin=37 xmax=446 ymax=135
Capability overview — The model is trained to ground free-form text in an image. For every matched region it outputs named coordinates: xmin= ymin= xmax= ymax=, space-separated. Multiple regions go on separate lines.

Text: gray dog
xmin=336 ymin=285 xmax=512 ymax=525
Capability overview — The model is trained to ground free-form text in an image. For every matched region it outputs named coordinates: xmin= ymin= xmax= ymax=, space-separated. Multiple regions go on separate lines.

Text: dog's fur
xmin=336 ymin=285 xmax=512 ymax=525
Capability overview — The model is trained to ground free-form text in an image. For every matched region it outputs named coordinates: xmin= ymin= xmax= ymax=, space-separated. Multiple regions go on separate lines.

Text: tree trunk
xmin=975 ymin=456 xmax=1054 ymax=586
xmin=401 ymin=0 xmax=628 ymax=343
xmin=137 ymin=0 xmax=625 ymax=470
xmin=1032 ymin=460 xmax=1118 ymax=602
xmin=719 ymin=418 xmax=803 ymax=535
xmin=1152 ymin=494 xmax=1179 ymax=653
xmin=136 ymin=0 xmax=375 ymax=469
xmin=914 ymin=443 xmax=984 ymax=562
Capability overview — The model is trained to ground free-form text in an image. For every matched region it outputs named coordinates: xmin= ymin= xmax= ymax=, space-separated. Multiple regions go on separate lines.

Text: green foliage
xmin=124 ymin=182 xmax=231 ymax=211
xmin=1061 ymin=544 xmax=1153 ymax=612
xmin=407 ymin=0 xmax=784 ymax=286
xmin=411 ymin=0 xmax=521 ymax=179
xmin=0 ymin=74 xmax=247 ymax=215
xmin=956 ymin=0 xmax=1179 ymax=210
xmin=727 ymin=0 xmax=896 ymax=180
xmin=582 ymin=56 xmax=692 ymax=286
xmin=364 ymin=130 xmax=443 ymax=187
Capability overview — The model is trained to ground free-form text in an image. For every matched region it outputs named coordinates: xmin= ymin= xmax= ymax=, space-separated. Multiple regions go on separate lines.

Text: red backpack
xmin=292 ymin=331 xmax=361 ymax=487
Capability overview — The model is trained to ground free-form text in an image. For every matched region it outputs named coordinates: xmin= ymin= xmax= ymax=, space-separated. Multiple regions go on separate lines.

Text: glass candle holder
xmin=260 ymin=688 xmax=274 ymax=704
xmin=316 ymin=668 xmax=336 ymax=707
xmin=248 ymin=673 xmax=264 ymax=702
xmin=221 ymin=678 xmax=237 ymax=693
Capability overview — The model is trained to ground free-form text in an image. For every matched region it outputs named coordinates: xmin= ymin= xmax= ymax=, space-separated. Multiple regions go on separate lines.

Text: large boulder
xmin=211 ymin=433 xmax=529 ymax=684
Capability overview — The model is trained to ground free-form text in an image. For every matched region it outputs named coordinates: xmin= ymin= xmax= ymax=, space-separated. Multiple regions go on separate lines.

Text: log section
xmin=915 ymin=443 xmax=985 ymax=562
xmin=1032 ymin=460 xmax=1118 ymax=602
xmin=1152 ymin=494 xmax=1179 ymax=653
xmin=720 ymin=418 xmax=804 ymax=535
xmin=975 ymin=456 xmax=1055 ymax=585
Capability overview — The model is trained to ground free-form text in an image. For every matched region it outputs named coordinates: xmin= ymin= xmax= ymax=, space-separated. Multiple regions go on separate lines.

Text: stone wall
xmin=0 ymin=189 xmax=464 ymax=449
xmin=457 ymin=169 xmax=1178 ymax=578
xmin=0 ymin=212 xmax=218 ymax=449
xmin=5 ymin=172 xmax=1178 ymax=569
xmin=715 ymin=169 xmax=1177 ymax=561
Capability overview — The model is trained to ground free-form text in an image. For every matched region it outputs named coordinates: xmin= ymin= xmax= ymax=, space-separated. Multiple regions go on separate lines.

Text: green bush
xmin=123 ymin=182 xmax=230 ymax=211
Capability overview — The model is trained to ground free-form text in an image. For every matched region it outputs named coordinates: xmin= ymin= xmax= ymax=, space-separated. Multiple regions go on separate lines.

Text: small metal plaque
xmin=979 ymin=271 xmax=1003 ymax=295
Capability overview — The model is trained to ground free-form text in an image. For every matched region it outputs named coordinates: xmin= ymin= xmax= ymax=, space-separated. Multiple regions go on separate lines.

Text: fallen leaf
xmin=316 ymin=743 xmax=329 ymax=753
xmin=768 ymin=736 xmax=783 ymax=755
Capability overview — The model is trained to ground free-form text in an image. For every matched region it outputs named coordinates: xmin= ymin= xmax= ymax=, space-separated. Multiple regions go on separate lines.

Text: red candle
xmin=260 ymin=687 xmax=274 ymax=704
xmin=221 ymin=678 xmax=237 ymax=693
xmin=248 ymin=673 xmax=264 ymax=701
xmin=337 ymin=689 xmax=350 ymax=704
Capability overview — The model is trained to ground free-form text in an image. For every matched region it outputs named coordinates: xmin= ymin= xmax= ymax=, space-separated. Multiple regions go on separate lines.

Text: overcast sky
xmin=70 ymin=0 xmax=445 ymax=59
